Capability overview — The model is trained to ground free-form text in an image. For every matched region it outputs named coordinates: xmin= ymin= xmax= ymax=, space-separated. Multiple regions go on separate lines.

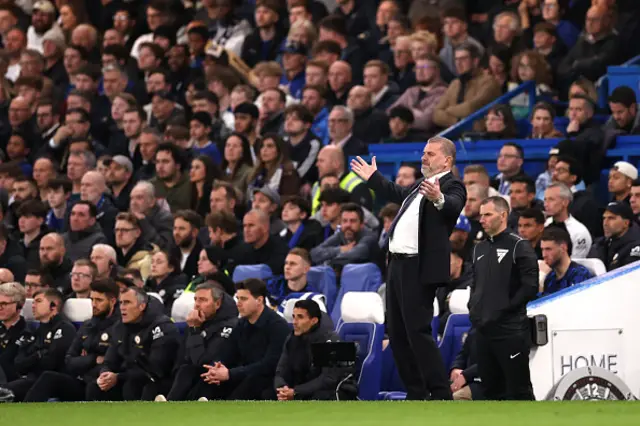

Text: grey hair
xmin=140 ymin=127 xmax=163 ymax=143
xmin=428 ymin=136 xmax=457 ymax=164
xmin=0 ymin=282 xmax=26 ymax=306
xmin=195 ymin=281 xmax=224 ymax=301
xmin=125 ymin=286 xmax=148 ymax=305
xmin=495 ymin=11 xmax=521 ymax=33
xmin=69 ymin=151 xmax=97 ymax=169
xmin=92 ymin=244 xmax=117 ymax=262
xmin=102 ymin=63 xmax=127 ymax=77
xmin=332 ymin=105 xmax=354 ymax=125
xmin=133 ymin=180 xmax=156 ymax=200
xmin=547 ymin=182 xmax=573 ymax=203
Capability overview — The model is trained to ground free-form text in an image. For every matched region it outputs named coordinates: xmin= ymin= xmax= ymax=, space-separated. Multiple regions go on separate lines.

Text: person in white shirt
xmin=543 ymin=182 xmax=592 ymax=258
xmin=26 ymin=0 xmax=57 ymax=54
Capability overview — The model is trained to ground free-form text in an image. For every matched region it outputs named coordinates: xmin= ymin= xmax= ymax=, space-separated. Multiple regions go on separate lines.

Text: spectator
xmin=105 ymin=155 xmax=135 ymax=213
xmin=318 ymin=15 xmax=368 ymax=86
xmin=518 ymin=208 xmax=546 ymax=259
xmin=129 ymin=181 xmax=174 ymax=251
xmin=26 ymin=1 xmax=57 ymax=54
xmin=395 ymin=163 xmax=420 ymax=188
xmin=305 ymin=59 xmax=329 ymax=89
xmin=258 ymin=88 xmax=286 ymax=136
xmin=327 ymin=60 xmax=352 ymax=107
xmin=63 ymin=201 xmax=107 ymax=262
xmin=390 ymin=36 xmax=416 ymax=93
xmin=33 ymin=155 xmax=57 ymax=201
xmin=485 ymin=45 xmax=511 ymax=94
xmin=42 ymin=26 xmax=67 ymax=87
xmin=385 ymin=106 xmax=428 ymax=143
xmin=24 ymin=269 xmax=54 ymax=299
xmin=65 ymin=151 xmax=96 ymax=201
xmin=180 ymin=249 xmax=236 ymax=297
xmin=363 ymin=60 xmax=398 ymax=111
xmin=347 ymin=85 xmax=390 ymax=144
xmin=604 ymin=86 xmax=640 ymax=135
xmin=80 ymin=170 xmax=119 ymax=244
xmin=508 ymin=50 xmax=554 ymax=119
xmin=477 ymin=104 xmax=518 ymax=140
xmin=241 ymin=0 xmax=285 ymax=68
xmin=532 ymin=22 xmax=567 ymax=78
xmin=280 ymin=196 xmax=323 ymax=252
xmin=0 ymin=224 xmax=26 ymax=284
xmin=283 ymin=104 xmax=321 ymax=186
xmin=492 ymin=143 xmax=528 ymax=196
xmin=543 ymin=183 xmax=592 ymax=258
xmin=301 ymin=85 xmax=330 ymax=145
xmin=221 ymin=133 xmax=254 ymax=194
xmin=539 ymin=227 xmax=593 ymax=296
xmin=378 ymin=202 xmax=400 ymax=248
xmin=68 ymin=259 xmax=97 ymax=299
xmin=189 ymin=113 xmax=222 ymax=164
xmin=242 ymin=209 xmax=289 ymax=275
xmin=529 ymin=102 xmax=564 ymax=139
xmin=490 ymin=11 xmax=526 ymax=60
xmin=631 ymin=180 xmax=640 ymax=223
xmin=150 ymin=91 xmax=185 ymax=133
xmin=450 ymin=215 xmax=472 ymax=260
xmin=589 ymin=202 xmax=640 ymax=271
xmin=173 ymin=210 xmax=204 ymax=281
xmin=90 ymin=244 xmax=117 ymax=282
xmin=152 ymin=143 xmax=192 ymax=213
xmin=551 ymin=156 xmax=602 ymax=238
xmin=316 ymin=186 xmax=351 ymax=240
xmin=328 ymin=106 xmax=367 ymax=160
xmin=608 ymin=161 xmax=637 ymax=204
xmin=114 ymin=213 xmax=154 ymax=282
xmin=0 ymin=282 xmax=28 ymax=384
xmin=145 ymin=250 xmax=188 ymax=316
xmin=535 ymin=148 xmax=559 ymax=200
xmin=463 ymin=183 xmax=489 ymax=244
xmin=540 ymin=0 xmax=580 ymax=49
xmin=267 ymin=248 xmax=318 ymax=306
xmin=253 ymin=62 xmax=295 ymax=110
xmin=189 ymin=155 xmax=223 ymax=219
xmin=507 ymin=175 xmax=544 ymax=231
xmin=310 ymin=203 xmax=378 ymax=267
xmin=194 ymin=0 xmax=251 ymax=56
xmin=437 ymin=250 xmax=472 ymax=334
xmin=280 ymin=41 xmax=307 ymax=100
xmin=205 ymin=210 xmax=252 ymax=276
xmin=433 ymin=43 xmax=501 ymax=130
xmin=233 ymin=102 xmax=260 ymax=160
xmin=17 ymin=200 xmax=49 ymax=269
xmin=134 ymin=127 xmax=160 ymax=182
xmin=247 ymin=134 xmax=301 ymax=198
xmin=439 ymin=6 xmax=485 ymax=77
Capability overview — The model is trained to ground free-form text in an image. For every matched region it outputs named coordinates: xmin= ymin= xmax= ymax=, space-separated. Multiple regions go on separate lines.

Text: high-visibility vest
xmin=311 ymin=172 xmax=372 ymax=214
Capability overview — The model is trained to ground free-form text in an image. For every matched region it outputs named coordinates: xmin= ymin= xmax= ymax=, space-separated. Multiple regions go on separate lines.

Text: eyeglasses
xmin=0 ymin=301 xmax=17 ymax=309
xmin=115 ymin=227 xmax=136 ymax=233
xmin=70 ymin=272 xmax=92 ymax=279
xmin=25 ymin=282 xmax=44 ymax=288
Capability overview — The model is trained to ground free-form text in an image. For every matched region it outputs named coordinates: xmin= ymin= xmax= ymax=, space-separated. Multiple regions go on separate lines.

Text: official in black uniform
xmin=162 ymin=282 xmax=238 ymax=401
xmin=0 ymin=282 xmax=29 ymax=384
xmin=1 ymin=289 xmax=75 ymax=402
xmin=24 ymin=280 xmax=120 ymax=402
xmin=351 ymin=136 xmax=466 ymax=400
xmin=86 ymin=287 xmax=180 ymax=401
xmin=469 ymin=196 xmax=538 ymax=400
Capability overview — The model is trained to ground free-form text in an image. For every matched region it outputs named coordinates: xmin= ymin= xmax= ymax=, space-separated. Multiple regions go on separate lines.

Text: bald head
xmin=585 ymin=5 xmax=612 ymax=37
xmin=39 ymin=233 xmax=65 ymax=266
xmin=243 ymin=209 xmax=270 ymax=247
xmin=329 ymin=61 xmax=352 ymax=93
xmin=0 ymin=268 xmax=14 ymax=284
xmin=347 ymin=85 xmax=372 ymax=112
xmin=81 ymin=171 xmax=107 ymax=205
xmin=71 ymin=24 xmax=98 ymax=51
xmin=316 ymin=145 xmax=345 ymax=177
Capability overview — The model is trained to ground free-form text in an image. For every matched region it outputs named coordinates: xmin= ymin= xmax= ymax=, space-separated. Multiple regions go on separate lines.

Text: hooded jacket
xmin=63 ymin=223 xmax=107 ymax=262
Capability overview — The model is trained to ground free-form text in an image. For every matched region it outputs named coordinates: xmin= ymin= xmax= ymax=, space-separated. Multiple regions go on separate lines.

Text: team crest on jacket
xmin=152 ymin=326 xmax=164 ymax=340
xmin=496 ymin=249 xmax=509 ymax=263
xmin=631 ymin=246 xmax=640 ymax=257
xmin=101 ymin=333 xmax=109 ymax=342
xmin=220 ymin=327 xmax=232 ymax=338
xmin=46 ymin=332 xmax=52 ymax=339
xmin=134 ymin=335 xmax=141 ymax=344
xmin=200 ymin=331 xmax=207 ymax=338
xmin=53 ymin=329 xmax=62 ymax=340
xmin=159 ymin=289 xmax=166 ymax=298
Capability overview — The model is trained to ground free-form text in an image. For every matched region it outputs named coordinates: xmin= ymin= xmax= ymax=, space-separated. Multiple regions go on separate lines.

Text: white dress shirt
xmin=389 ymin=170 xmax=450 ymax=255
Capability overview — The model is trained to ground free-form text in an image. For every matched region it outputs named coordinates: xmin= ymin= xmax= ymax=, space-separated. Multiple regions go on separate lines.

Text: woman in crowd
xmin=246 ymin=133 xmax=301 ymax=200
xmin=145 ymin=250 xmax=188 ymax=316
xmin=508 ymin=50 xmax=554 ymax=119
xmin=483 ymin=104 xmax=518 ymax=140
xmin=486 ymin=46 xmax=511 ymax=94
xmin=221 ymin=132 xmax=254 ymax=194
xmin=190 ymin=155 xmax=223 ymax=218
xmin=183 ymin=248 xmax=236 ymax=296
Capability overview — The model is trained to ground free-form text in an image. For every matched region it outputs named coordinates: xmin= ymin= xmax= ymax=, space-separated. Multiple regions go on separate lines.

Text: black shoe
xmin=0 ymin=387 xmax=14 ymax=402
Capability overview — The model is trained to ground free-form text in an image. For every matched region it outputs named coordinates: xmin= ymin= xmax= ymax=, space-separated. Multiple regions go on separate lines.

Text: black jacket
xmin=20 ymin=225 xmax=50 ymax=269
xmin=274 ymin=313 xmax=352 ymax=398
xmin=468 ymin=231 xmax=539 ymax=332
xmin=0 ymin=316 xmax=29 ymax=382
xmin=288 ymin=131 xmax=321 ymax=184
xmin=96 ymin=195 xmax=120 ymax=245
xmin=450 ymin=327 xmax=479 ymax=387
xmin=261 ymin=111 xmax=285 ymax=136
xmin=588 ymin=224 xmax=640 ymax=271
xmin=145 ymin=273 xmax=188 ymax=316
xmin=241 ymin=29 xmax=286 ymax=68
xmin=339 ymin=135 xmax=368 ymax=161
xmin=138 ymin=204 xmax=173 ymax=251
xmin=65 ymin=312 xmax=119 ymax=383
xmin=558 ymin=31 xmax=620 ymax=83
xmin=353 ymin=108 xmax=390 ymax=144
xmin=101 ymin=301 xmax=179 ymax=383
xmin=367 ymin=171 xmax=467 ymax=285
xmin=117 ymin=237 xmax=154 ymax=268
xmin=281 ymin=219 xmax=324 ymax=253
xmin=217 ymin=306 xmax=289 ymax=381
xmin=507 ymin=199 xmax=544 ymax=232
xmin=0 ymin=241 xmax=27 ymax=283
xmin=176 ymin=294 xmax=238 ymax=369
xmin=111 ymin=180 xmax=136 ymax=212
xmin=44 ymin=257 xmax=73 ymax=296
xmin=555 ymin=120 xmax=606 ymax=185
xmin=571 ymin=191 xmax=603 ymax=238
xmin=243 ymin=236 xmax=290 ymax=276
xmin=437 ymin=263 xmax=473 ymax=335
xmin=181 ymin=239 xmax=203 ymax=281
xmin=205 ymin=235 xmax=253 ymax=276
xmin=14 ymin=314 xmax=76 ymax=379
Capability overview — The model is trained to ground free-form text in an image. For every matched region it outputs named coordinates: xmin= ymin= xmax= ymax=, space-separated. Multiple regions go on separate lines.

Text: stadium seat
xmin=279 ymin=292 xmax=327 ymax=323
xmin=337 ymin=322 xmax=384 ymax=401
xmin=449 ymin=288 xmax=471 ymax=314
xmin=378 ymin=345 xmax=406 ymax=400
xmin=339 ymin=292 xmax=384 ymax=326
xmin=147 ymin=292 xmax=164 ymax=303
xmin=232 ymin=264 xmax=273 ymax=283
xmin=63 ymin=299 xmax=92 ymax=327
xmin=171 ymin=291 xmax=195 ymax=322
xmin=573 ymin=258 xmax=607 ymax=277
xmin=331 ymin=263 xmax=383 ymax=324
xmin=438 ymin=314 xmax=472 ymax=371
xmin=21 ymin=298 xmax=34 ymax=322
xmin=307 ymin=266 xmax=337 ymax=312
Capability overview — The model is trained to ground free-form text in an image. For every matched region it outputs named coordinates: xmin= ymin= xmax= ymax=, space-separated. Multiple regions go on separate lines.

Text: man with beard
xmin=258 ymin=88 xmax=286 ymax=136
xmin=151 ymin=143 xmax=191 ymax=212
xmin=301 ymin=85 xmax=330 ymax=146
xmin=22 ymin=280 xmax=119 ymax=402
xmin=173 ymin=210 xmax=204 ymax=281
xmin=233 ymin=102 xmax=260 ymax=158
xmin=106 ymin=156 xmax=135 ymax=212
xmin=38 ymin=233 xmax=73 ymax=295
xmin=347 ymin=85 xmax=389 ymax=144
xmin=589 ymin=202 xmax=640 ymax=272
xmin=388 ymin=55 xmax=448 ymax=137
xmin=241 ymin=209 xmax=289 ymax=275
xmin=284 ymin=104 xmax=321 ymax=187
xmin=115 ymin=213 xmax=154 ymax=281
xmin=27 ymin=1 xmax=57 ymax=53
xmin=241 ymin=0 xmax=285 ymax=68
xmin=35 ymin=99 xmax=61 ymax=145
xmin=129 ymin=181 xmax=173 ymax=251
xmin=395 ymin=164 xmax=420 ymax=189
xmin=5 ymin=176 xmax=38 ymax=231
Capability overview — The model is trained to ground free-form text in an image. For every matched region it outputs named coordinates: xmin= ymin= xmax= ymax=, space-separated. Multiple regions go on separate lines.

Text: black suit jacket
xmin=367 ymin=171 xmax=466 ymax=285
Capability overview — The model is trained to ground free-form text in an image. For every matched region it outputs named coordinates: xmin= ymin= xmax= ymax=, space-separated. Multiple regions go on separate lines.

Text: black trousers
xmin=4 ymin=378 xmax=36 ymax=402
xmin=167 ymin=365 xmax=210 ymax=401
xmin=23 ymin=371 xmax=86 ymax=402
xmin=190 ymin=373 xmax=274 ymax=401
xmin=85 ymin=376 xmax=172 ymax=401
xmin=386 ymin=256 xmax=451 ymax=400
xmin=262 ymin=387 xmax=338 ymax=401
xmin=475 ymin=327 xmax=535 ymax=400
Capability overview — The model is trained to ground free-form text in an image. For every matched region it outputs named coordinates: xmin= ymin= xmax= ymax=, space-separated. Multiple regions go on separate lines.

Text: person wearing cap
xmin=281 ymin=41 xmax=307 ymax=100
xmin=241 ymin=0 xmax=285 ymax=68
xmin=589 ymin=201 xmax=640 ymax=272
xmin=604 ymin=86 xmax=640 ymax=135
xmin=190 ymin=111 xmax=222 ymax=164
xmin=608 ymin=161 xmax=638 ymax=205
xmin=241 ymin=209 xmax=289 ymax=275
xmin=150 ymin=90 xmax=185 ymax=133
xmin=544 ymin=183 xmax=592 ymax=258
xmin=450 ymin=214 xmax=472 ymax=260
xmin=385 ymin=105 xmax=427 ymax=143
xmin=283 ymin=104 xmax=321 ymax=186
xmin=27 ymin=0 xmax=57 ymax=54
xmin=280 ymin=196 xmax=323 ymax=252
xmin=252 ymin=186 xmax=286 ymax=237
xmin=42 ymin=26 xmax=68 ymax=88
xmin=105 ymin=155 xmax=135 ymax=212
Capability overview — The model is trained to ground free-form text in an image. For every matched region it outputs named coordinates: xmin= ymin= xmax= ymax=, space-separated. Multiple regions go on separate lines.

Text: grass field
xmin=2 ymin=401 xmax=640 ymax=426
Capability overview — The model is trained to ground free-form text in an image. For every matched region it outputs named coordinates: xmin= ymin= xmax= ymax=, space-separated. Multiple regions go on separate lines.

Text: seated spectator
xmin=539 ymin=227 xmax=593 ymax=297
xmin=6 ymin=132 xmax=32 ymax=177
xmin=378 ymin=203 xmax=400 ymax=249
xmin=162 ymin=282 xmax=238 ymax=401
xmin=301 ymin=84 xmax=330 ymax=146
xmin=389 ymin=35 xmax=416 ymax=93
xmin=114 ymin=213 xmax=154 ymax=281
xmin=535 ymin=148 xmax=559 ymax=200
xmin=507 ymin=50 xmax=554 ymax=120
xmin=283 ymin=104 xmax=321 ymax=186
xmin=23 ymin=280 xmax=120 ymax=402
xmin=490 ymin=11 xmax=527 ymax=61
xmin=247 ymin=134 xmax=301 ymax=198
xmin=45 ymin=177 xmax=72 ymax=233
xmin=87 ymin=287 xmax=179 ymax=401
xmin=189 ymin=113 xmax=222 ymax=164
xmin=485 ymin=45 xmax=511 ymax=94
xmin=36 ymin=233 xmax=69 ymax=296
xmin=544 ymin=183 xmax=592 ymax=258
xmin=189 ymin=155 xmax=223 ymax=219
xmin=251 ymin=187 xmax=286 ymax=236
xmin=106 ymin=155 xmax=135 ymax=212
xmin=0 ymin=269 xmax=14 ymax=284
xmin=518 ymin=208 xmax=546 ymax=259
xmin=181 ymin=248 xmax=236 ymax=297
xmin=385 ymin=106 xmax=428 ymax=143
xmin=257 ymin=88 xmax=286 ymax=135
xmin=221 ymin=133 xmax=254 ymax=194
xmin=24 ymin=269 xmax=54 ymax=299
xmin=328 ymin=106 xmax=367 ymax=160
xmin=492 ymin=143 xmax=528 ymax=196
xmin=145 ymin=250 xmax=188 ymax=316
xmin=604 ymin=86 xmax=640 ymax=135
xmin=90 ymin=245 xmax=118 ymax=282
xmin=151 ymin=143 xmax=192 ymax=213
xmin=589 ymin=202 xmax=640 ymax=272
xmin=233 ymin=102 xmax=260 ymax=158
xmin=242 ymin=209 xmax=289 ymax=275
xmin=1 ymin=289 xmax=74 ymax=402
xmin=532 ymin=23 xmax=567 ymax=74
xmin=280 ymin=41 xmax=308 ymax=100
xmin=449 ymin=328 xmax=481 ymax=401
xmin=129 ymin=181 xmax=174 ymax=251
xmin=439 ymin=6 xmax=485 ymax=77
xmin=272 ymin=299 xmax=355 ymax=401
xmin=551 ymin=156 xmax=602 ymax=237
xmin=347 ymin=85 xmax=390 ymax=144
xmin=450 ymin=215 xmax=473 ymax=260
xmin=173 ymin=210 xmax=204 ymax=281
xmin=539 ymin=0 xmax=580 ymax=49
xmin=280 ymin=196 xmax=323 ymax=252
xmin=508 ymin=176 xmax=544 ymax=231
xmin=608 ymin=161 xmax=637 ymax=204
xmin=631 ymin=180 xmax=640 ymax=223
xmin=205 ymin=211 xmax=253 ymax=277
xmin=437 ymin=250 xmax=472 ymax=335
xmin=463 ymin=183 xmax=489 ymax=244
xmin=470 ymin=104 xmax=517 ymax=140
xmin=199 ymin=279 xmax=289 ymax=400
xmin=433 ymin=43 xmax=501 ymax=130
xmin=364 ymin=60 xmax=399 ymax=112
xmin=316 ymin=186 xmax=351 ymax=240
xmin=17 ymin=200 xmax=49 ymax=269
xmin=67 ymin=259 xmax=97 ymax=299
xmin=267 ymin=248 xmax=318 ymax=307
xmin=529 ymin=102 xmax=564 ymax=139
xmin=0 ymin=282 xmax=29 ymax=385
xmin=80 ymin=171 xmax=119 ymax=244
xmin=310 ymin=203 xmax=378 ymax=268
xmin=241 ymin=0 xmax=285 ymax=68
xmin=395 ymin=163 xmax=420 ymax=188
xmin=63 ymin=201 xmax=107 ymax=262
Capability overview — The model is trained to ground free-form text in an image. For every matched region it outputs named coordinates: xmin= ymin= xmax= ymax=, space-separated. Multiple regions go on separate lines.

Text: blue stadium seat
xmin=232 ymin=264 xmax=273 ymax=283
xmin=307 ymin=266 xmax=337 ymax=312
xmin=331 ymin=263 xmax=383 ymax=324
xmin=438 ymin=314 xmax=472 ymax=371
xmin=378 ymin=345 xmax=406 ymax=400
xmin=337 ymin=322 xmax=384 ymax=401
xmin=277 ymin=292 xmax=327 ymax=322
xmin=175 ymin=322 xmax=188 ymax=335
xmin=63 ymin=299 xmax=92 ymax=329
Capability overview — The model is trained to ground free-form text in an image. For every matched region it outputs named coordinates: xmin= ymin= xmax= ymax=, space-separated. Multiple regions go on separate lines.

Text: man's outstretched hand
xmin=350 ymin=156 xmax=378 ymax=181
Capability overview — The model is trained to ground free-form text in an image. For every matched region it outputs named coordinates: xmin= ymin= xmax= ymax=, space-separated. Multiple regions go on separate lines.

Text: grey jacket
xmin=310 ymin=228 xmax=378 ymax=266
xmin=603 ymin=108 xmax=640 ymax=135
xmin=63 ymin=223 xmax=107 ymax=262
xmin=139 ymin=204 xmax=174 ymax=251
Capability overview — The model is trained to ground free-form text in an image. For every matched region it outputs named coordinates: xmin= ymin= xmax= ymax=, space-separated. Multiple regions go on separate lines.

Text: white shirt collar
xmin=373 ymin=85 xmax=389 ymax=106
xmin=426 ymin=170 xmax=451 ymax=183
xmin=334 ymin=133 xmax=353 ymax=149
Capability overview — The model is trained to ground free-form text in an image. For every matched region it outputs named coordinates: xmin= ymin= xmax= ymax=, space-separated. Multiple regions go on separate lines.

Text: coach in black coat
xmin=351 ymin=137 xmax=466 ymax=401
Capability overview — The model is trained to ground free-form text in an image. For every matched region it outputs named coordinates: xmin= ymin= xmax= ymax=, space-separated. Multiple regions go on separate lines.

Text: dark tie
xmin=388 ymin=185 xmax=422 ymax=242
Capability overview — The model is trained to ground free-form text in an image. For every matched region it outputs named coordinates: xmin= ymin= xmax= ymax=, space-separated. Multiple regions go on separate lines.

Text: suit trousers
xmin=167 ymin=364 xmax=208 ymax=401
xmin=23 ymin=371 xmax=86 ymax=402
xmin=86 ymin=377 xmax=171 ymax=401
xmin=386 ymin=256 xmax=452 ymax=400
xmin=475 ymin=327 xmax=535 ymax=400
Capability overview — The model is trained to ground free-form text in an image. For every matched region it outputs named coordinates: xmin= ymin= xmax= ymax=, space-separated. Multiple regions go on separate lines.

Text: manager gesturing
xmin=351 ymin=137 xmax=466 ymax=400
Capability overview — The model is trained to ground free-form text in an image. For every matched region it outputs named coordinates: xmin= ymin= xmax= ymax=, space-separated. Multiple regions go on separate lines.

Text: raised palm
xmin=350 ymin=156 xmax=378 ymax=181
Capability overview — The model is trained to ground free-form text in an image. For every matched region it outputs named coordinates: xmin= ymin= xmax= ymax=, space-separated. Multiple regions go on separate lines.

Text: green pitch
xmin=2 ymin=401 xmax=640 ymax=426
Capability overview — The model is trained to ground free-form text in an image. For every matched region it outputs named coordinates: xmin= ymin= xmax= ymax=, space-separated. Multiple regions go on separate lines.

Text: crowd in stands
xmin=0 ymin=0 xmax=639 ymax=402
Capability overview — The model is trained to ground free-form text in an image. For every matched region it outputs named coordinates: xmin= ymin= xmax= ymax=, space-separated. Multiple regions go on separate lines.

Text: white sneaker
xmin=154 ymin=395 xmax=167 ymax=402
xmin=197 ymin=397 xmax=209 ymax=402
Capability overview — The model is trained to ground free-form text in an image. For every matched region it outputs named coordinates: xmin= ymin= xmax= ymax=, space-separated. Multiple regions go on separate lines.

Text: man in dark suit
xmin=351 ymin=136 xmax=466 ymax=400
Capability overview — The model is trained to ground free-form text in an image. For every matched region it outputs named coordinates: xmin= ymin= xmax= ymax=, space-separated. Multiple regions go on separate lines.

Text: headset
xmin=50 ymin=301 xmax=56 ymax=311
